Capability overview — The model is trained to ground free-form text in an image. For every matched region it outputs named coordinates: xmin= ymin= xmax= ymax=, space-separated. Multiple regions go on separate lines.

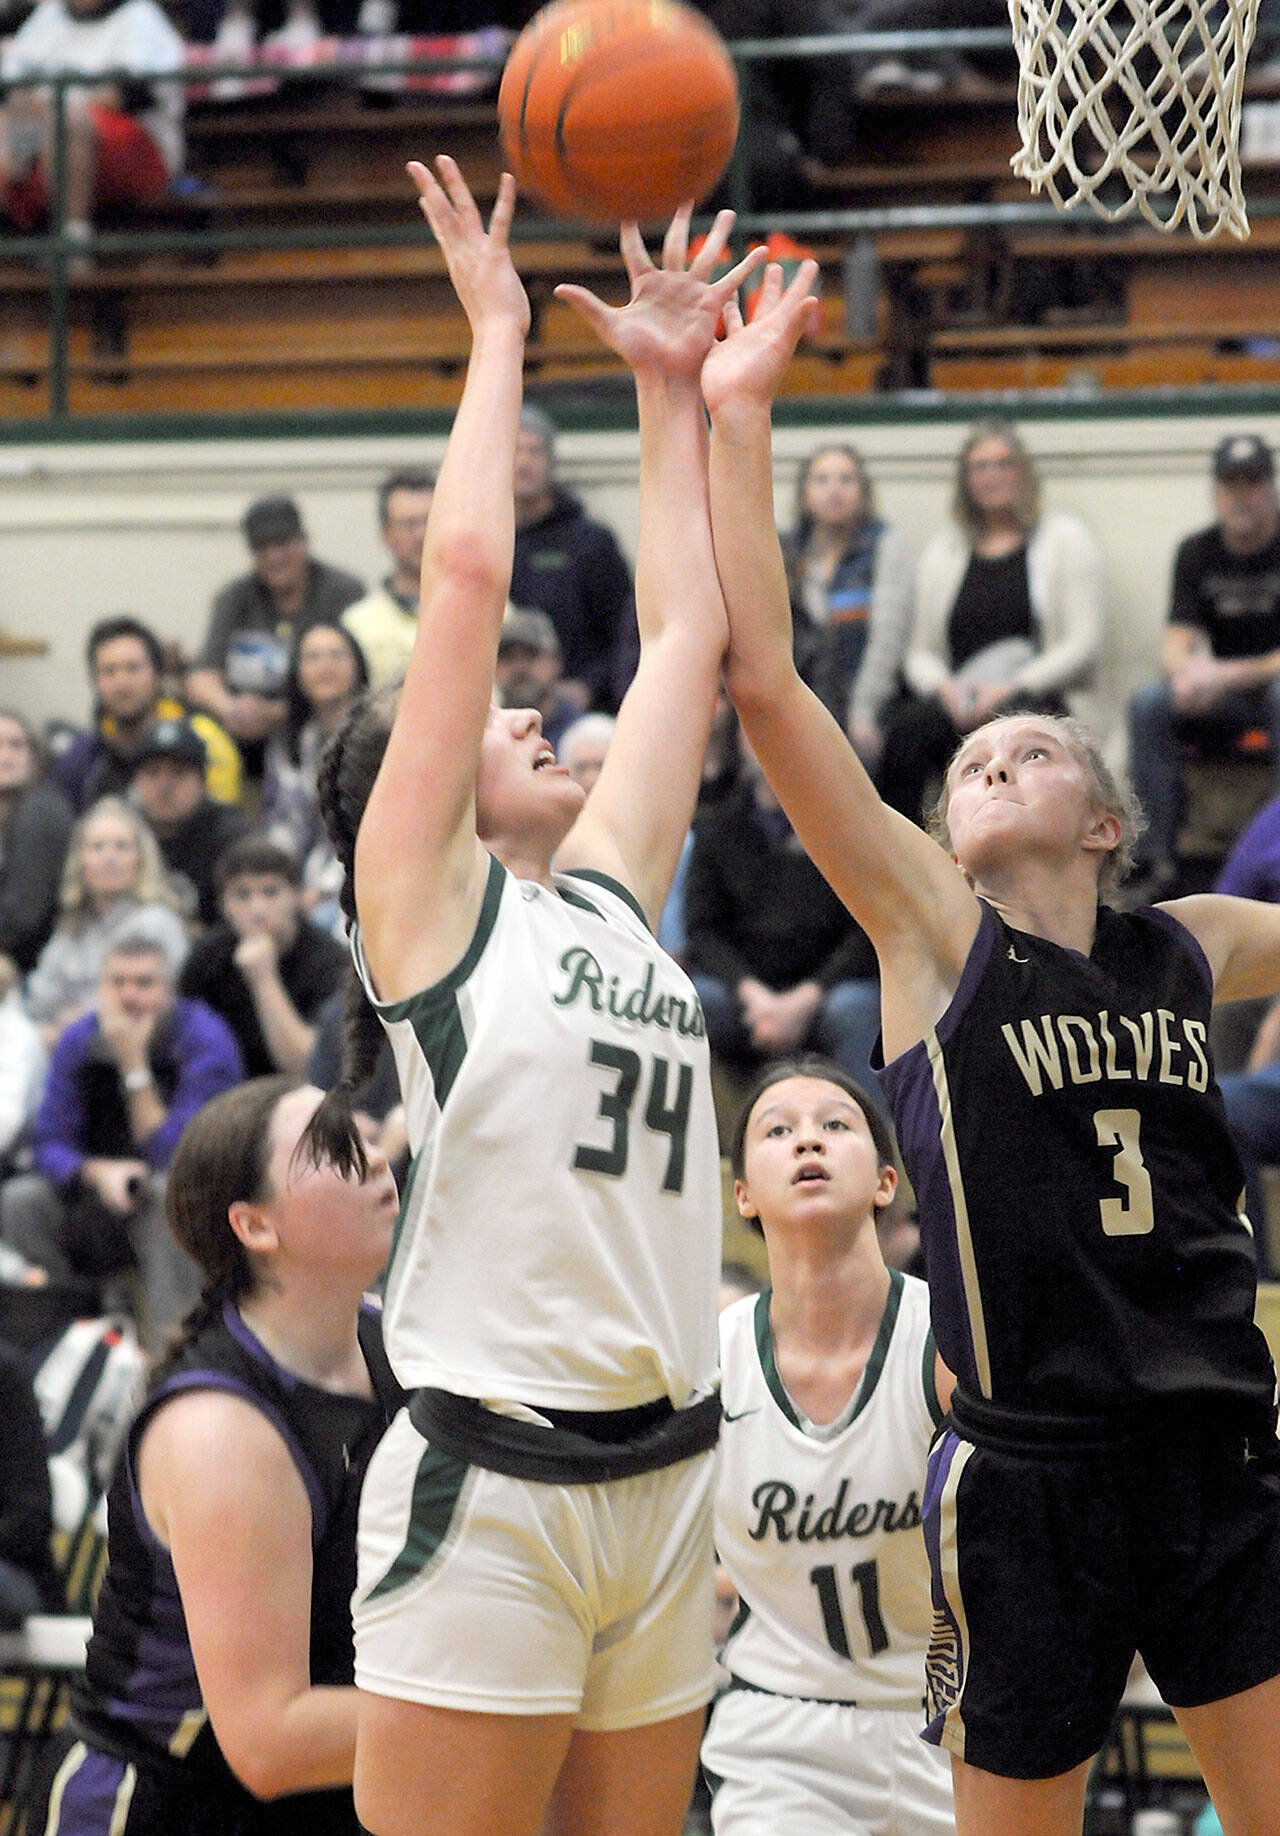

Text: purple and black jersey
xmin=880 ymin=901 xmax=1276 ymax=1427
xmin=64 ymin=1300 xmax=395 ymax=1834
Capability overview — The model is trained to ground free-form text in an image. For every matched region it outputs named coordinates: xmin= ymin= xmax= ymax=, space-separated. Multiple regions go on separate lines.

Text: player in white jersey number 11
xmin=704 ymin=1055 xmax=956 ymax=1836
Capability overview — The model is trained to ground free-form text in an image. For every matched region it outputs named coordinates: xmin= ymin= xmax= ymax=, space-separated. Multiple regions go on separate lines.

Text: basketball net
xmin=1007 ymin=0 xmax=1260 ymax=239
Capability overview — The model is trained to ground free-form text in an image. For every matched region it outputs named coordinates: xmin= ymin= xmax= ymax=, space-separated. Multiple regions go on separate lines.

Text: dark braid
xmin=151 ymin=1284 xmax=234 ymax=1387
xmin=152 ymin=1076 xmax=296 ymax=1384
xmin=301 ymin=688 xmax=399 ymax=1179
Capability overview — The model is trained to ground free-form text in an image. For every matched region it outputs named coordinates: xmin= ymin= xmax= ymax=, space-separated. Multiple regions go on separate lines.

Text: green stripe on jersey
xmin=922 ymin=1327 xmax=945 ymax=1427
xmin=365 ymin=1445 xmax=471 ymax=1602
xmin=561 ymin=868 xmax=649 ymax=930
xmin=754 ymin=1269 xmax=905 ymax=1432
xmin=382 ymin=1148 xmax=421 ymax=1317
xmin=368 ymin=854 xmax=506 ymax=1024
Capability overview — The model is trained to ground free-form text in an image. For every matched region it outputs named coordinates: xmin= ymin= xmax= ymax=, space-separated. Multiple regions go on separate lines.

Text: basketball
xmin=497 ymin=0 xmax=740 ymax=224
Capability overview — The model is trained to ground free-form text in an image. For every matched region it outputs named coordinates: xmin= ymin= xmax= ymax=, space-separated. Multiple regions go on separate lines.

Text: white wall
xmin=3 ymin=409 xmax=1278 ymax=749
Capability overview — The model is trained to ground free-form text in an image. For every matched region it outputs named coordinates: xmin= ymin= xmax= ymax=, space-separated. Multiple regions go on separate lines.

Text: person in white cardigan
xmin=877 ymin=420 xmax=1105 ymax=826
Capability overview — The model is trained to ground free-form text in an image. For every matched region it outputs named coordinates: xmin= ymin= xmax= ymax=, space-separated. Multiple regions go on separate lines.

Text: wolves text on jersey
xmin=1001 ymin=1008 xmax=1209 ymax=1099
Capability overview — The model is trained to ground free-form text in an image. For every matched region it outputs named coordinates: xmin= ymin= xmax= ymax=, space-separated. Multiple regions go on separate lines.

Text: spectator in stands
xmin=684 ymin=733 xmax=882 ymax=1097
xmin=0 ymin=1340 xmax=59 ymax=1628
xmin=688 ymin=0 xmax=858 ymax=208
xmin=877 ymin=418 xmax=1104 ymax=826
xmin=178 ymin=834 xmax=346 ymax=1077
xmin=511 ymin=405 xmax=637 ymax=712
xmin=186 ymin=494 xmax=364 ymax=776
xmin=55 ymin=614 xmax=242 ymax=816
xmin=0 ymin=0 xmax=185 ymax=262
xmin=25 ymin=796 xmax=189 ymax=1043
xmin=0 ymin=932 xmax=243 ymax=1351
xmin=492 ymin=604 xmax=582 ymax=757
xmin=0 ymin=955 xmax=46 ymax=1175
xmin=0 ymin=711 xmax=74 ymax=974
xmin=342 ymin=467 xmax=435 ymax=690
xmin=780 ymin=440 xmax=916 ymax=765
xmin=262 ymin=620 xmax=368 ymax=935
xmin=837 ymin=0 xmax=1010 ymax=96
xmin=1127 ymin=434 xmax=1280 ymax=902
xmin=1218 ymin=1007 xmax=1280 ymax=1277
xmin=129 ymin=717 xmax=249 ymax=929
xmin=558 ymin=711 xmax=616 ymax=795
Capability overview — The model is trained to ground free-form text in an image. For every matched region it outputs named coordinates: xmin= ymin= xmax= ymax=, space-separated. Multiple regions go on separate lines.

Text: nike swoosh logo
xmin=722 ymin=1407 xmax=762 ymax=1423
xmin=1007 ymin=946 xmax=1029 ymax=964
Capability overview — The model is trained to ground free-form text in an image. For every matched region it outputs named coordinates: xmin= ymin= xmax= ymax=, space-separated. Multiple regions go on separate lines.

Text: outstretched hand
xmin=553 ymin=205 xmax=766 ymax=379
xmin=408 ymin=155 xmax=530 ymax=338
xmin=701 ymin=259 xmax=822 ymax=415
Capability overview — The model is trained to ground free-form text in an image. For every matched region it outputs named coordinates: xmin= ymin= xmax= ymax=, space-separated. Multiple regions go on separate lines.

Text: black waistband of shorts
xmin=66 ymin=1712 xmax=213 ymax=1787
xmin=725 ymin=1675 xmax=926 ymax=1713
xmin=407 ymin=1386 xmax=721 ymax=1484
xmin=948 ymin=1386 xmax=1276 ymax=1459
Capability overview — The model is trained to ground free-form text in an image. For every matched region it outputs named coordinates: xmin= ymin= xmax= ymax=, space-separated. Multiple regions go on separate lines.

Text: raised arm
xmin=354 ymin=157 xmax=530 ymax=1002
xmin=703 ymin=274 xmax=980 ymax=1040
xmin=1162 ymin=892 xmax=1280 ymax=1005
xmin=551 ymin=209 xmax=764 ymax=928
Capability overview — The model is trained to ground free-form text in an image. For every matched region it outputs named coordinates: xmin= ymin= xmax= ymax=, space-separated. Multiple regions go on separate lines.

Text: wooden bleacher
xmin=6 ymin=50 xmax=1280 ymax=417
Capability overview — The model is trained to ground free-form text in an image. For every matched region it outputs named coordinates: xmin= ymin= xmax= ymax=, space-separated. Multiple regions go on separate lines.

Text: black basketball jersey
xmin=72 ymin=1299 xmax=397 ymax=1834
xmin=879 ymin=901 xmax=1277 ymax=1425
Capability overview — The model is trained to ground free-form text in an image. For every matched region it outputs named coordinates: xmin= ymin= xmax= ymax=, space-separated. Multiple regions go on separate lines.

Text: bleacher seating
xmin=3 ymin=33 xmax=1280 ymax=417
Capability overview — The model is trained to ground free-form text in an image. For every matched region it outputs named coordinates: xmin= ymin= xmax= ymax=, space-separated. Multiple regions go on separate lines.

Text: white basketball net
xmin=1008 ymin=0 xmax=1261 ymax=238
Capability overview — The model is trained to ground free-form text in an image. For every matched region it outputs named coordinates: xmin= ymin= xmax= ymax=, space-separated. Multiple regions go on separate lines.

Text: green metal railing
xmin=5 ymin=23 xmax=1280 ymax=429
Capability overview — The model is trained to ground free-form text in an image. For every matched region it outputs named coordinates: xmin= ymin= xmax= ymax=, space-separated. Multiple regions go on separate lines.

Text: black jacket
xmin=684 ymin=777 xmax=877 ymax=994
xmin=511 ymin=489 xmax=636 ymax=712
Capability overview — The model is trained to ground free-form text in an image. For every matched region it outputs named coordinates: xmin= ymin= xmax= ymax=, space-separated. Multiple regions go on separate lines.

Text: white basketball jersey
xmin=353 ymin=858 xmax=721 ymax=1409
xmin=716 ymin=1273 xmax=943 ymax=1709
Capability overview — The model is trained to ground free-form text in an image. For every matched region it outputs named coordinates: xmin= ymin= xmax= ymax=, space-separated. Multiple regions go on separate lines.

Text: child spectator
xmin=178 ymin=835 xmax=346 ymax=1076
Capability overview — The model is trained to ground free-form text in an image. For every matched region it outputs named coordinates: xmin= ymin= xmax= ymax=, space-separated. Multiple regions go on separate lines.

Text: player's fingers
xmin=435 ymin=154 xmax=483 ymax=230
xmin=714 ymin=243 xmax=767 ymax=299
xmin=407 ymin=159 xmax=445 ymax=215
xmin=689 ymin=206 xmax=734 ymax=275
xmin=488 ymin=171 xmax=518 ymax=244
xmin=782 ymin=257 xmax=821 ymax=305
xmin=553 ymin=282 xmax=614 ymax=336
xmin=719 ymin=292 xmax=745 ymax=336
xmin=754 ymin=261 xmax=785 ymax=316
xmin=619 ymin=220 xmax=653 ymax=283
xmin=660 ymin=201 xmax=694 ymax=270
xmin=408 ymin=160 xmax=452 ymax=233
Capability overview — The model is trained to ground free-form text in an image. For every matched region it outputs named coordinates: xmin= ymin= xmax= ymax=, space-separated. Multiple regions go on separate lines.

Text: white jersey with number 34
xmin=716 ymin=1272 xmax=943 ymax=1708
xmin=353 ymin=857 xmax=721 ymax=1409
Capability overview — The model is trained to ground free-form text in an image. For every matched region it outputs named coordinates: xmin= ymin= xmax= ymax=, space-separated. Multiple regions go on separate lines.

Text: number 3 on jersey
xmin=1094 ymin=1107 xmax=1154 ymax=1236
xmin=574 ymin=1039 xmax=692 ymax=1193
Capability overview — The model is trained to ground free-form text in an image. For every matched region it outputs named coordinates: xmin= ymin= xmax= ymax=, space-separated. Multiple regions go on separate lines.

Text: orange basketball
xmin=497 ymin=0 xmax=740 ymax=224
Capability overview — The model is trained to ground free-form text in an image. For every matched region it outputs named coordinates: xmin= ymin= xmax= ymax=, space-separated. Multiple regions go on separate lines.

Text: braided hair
xmin=153 ymin=1075 xmax=297 ymax=1383
xmin=299 ymin=685 xmax=400 ymax=1179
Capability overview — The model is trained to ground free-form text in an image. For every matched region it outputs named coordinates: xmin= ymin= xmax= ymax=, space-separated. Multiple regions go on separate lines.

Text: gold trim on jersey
xmin=40 ymin=1740 xmax=138 ymax=1836
xmin=927 ymin=1028 xmax=992 ymax=1400
xmin=932 ymin=1435 xmax=976 ymax=1761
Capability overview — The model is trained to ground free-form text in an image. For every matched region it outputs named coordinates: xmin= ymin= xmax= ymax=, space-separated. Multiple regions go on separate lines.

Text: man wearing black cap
xmin=492 ymin=605 xmax=582 ymax=756
xmin=130 ymin=718 xmax=248 ymax=929
xmin=1127 ymin=433 xmax=1280 ymax=896
xmin=186 ymin=494 xmax=364 ymax=776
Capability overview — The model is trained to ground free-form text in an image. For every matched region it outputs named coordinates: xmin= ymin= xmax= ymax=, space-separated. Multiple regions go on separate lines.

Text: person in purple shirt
xmin=1215 ymin=794 xmax=1280 ymax=1271
xmin=0 ymin=930 xmax=244 ymax=1350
